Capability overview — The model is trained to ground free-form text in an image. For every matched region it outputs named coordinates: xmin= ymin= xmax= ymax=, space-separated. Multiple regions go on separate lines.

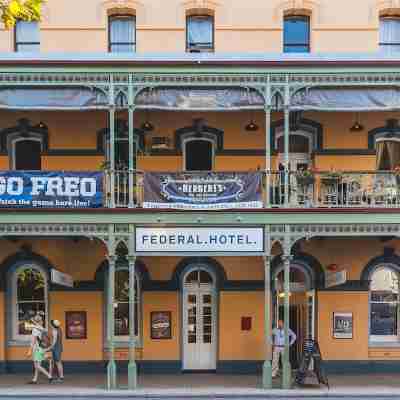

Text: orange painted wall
xmin=317 ymin=292 xmax=369 ymax=360
xmin=142 ymin=292 xmax=180 ymax=360
xmin=219 ymin=292 xmax=266 ymax=361
xmin=42 ymin=156 xmax=104 ymax=171
xmin=0 ymin=156 xmax=8 ymax=170
xmin=0 ymin=293 xmax=5 ymax=361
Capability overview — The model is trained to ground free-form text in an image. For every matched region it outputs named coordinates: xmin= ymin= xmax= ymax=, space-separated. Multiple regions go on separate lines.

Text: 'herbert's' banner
xmin=143 ymin=172 xmax=263 ymax=209
xmin=0 ymin=171 xmax=103 ymax=208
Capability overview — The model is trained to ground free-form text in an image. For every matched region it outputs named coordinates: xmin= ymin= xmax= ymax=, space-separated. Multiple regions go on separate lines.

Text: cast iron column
xmin=109 ymin=75 xmax=116 ymax=209
xmin=282 ymin=253 xmax=293 ymax=389
xmin=283 ymin=78 xmax=290 ymax=206
xmin=262 ymin=254 xmax=272 ymax=388
xmin=265 ymin=104 xmax=271 ymax=207
xmin=107 ymin=254 xmax=117 ymax=390
xmin=128 ymin=254 xmax=137 ymax=389
xmin=128 ymin=74 xmax=135 ymax=208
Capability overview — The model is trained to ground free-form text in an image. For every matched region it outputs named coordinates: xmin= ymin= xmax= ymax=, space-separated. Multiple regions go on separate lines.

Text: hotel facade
xmin=1 ymin=0 xmax=400 ymax=390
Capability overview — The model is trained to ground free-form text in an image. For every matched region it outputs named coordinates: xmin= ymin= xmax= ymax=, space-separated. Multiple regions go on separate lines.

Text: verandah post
xmin=128 ymin=74 xmax=135 ymax=208
xmin=109 ymin=74 xmax=116 ymax=208
xmin=262 ymin=241 xmax=272 ymax=388
xmin=283 ymin=76 xmax=290 ymax=206
xmin=264 ymin=75 xmax=272 ymax=207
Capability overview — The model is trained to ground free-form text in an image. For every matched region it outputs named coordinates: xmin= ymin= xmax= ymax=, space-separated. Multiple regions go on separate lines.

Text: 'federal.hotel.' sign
xmin=135 ymin=227 xmax=264 ymax=254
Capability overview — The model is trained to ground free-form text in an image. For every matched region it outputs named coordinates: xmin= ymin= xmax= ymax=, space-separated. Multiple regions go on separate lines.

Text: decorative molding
xmin=179 ymin=0 xmax=221 ymax=24
xmin=99 ymin=0 xmax=146 ymax=24
xmin=371 ymin=0 xmax=400 ymax=23
xmin=274 ymin=0 xmax=321 ymax=24
xmin=368 ymin=118 xmax=400 ymax=149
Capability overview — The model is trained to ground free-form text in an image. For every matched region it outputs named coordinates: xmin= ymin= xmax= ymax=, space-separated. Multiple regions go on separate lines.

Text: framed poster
xmin=333 ymin=312 xmax=353 ymax=339
xmin=151 ymin=311 xmax=172 ymax=339
xmin=65 ymin=311 xmax=87 ymax=339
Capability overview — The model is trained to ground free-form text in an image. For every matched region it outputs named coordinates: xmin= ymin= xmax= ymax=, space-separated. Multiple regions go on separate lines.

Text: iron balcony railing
xmin=104 ymin=170 xmax=400 ymax=209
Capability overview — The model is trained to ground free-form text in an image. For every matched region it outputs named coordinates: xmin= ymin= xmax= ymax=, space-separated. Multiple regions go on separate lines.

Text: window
xmin=283 ymin=16 xmax=310 ymax=53
xmin=13 ymin=139 xmax=42 ymax=170
xmin=109 ymin=15 xmax=136 ymax=52
xmin=370 ymin=266 xmax=400 ymax=342
xmin=15 ymin=21 xmax=40 ymax=52
xmin=13 ymin=266 xmax=47 ymax=340
xmin=380 ymin=17 xmax=400 ymax=54
xmin=186 ymin=15 xmax=214 ymax=52
xmin=113 ymin=268 xmax=141 ymax=339
xmin=184 ymin=138 xmax=214 ymax=171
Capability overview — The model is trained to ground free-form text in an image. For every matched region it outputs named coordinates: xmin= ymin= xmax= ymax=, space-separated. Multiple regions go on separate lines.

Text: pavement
xmin=0 ymin=372 xmax=400 ymax=398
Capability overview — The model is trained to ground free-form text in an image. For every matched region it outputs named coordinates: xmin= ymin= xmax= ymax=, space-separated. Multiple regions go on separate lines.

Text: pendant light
xmin=245 ymin=120 xmax=259 ymax=132
xmin=350 ymin=113 xmax=364 ymax=132
xmin=141 ymin=110 xmax=154 ymax=132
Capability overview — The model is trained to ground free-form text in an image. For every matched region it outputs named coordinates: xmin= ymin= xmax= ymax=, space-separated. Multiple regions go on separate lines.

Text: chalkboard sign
xmin=295 ymin=339 xmax=329 ymax=388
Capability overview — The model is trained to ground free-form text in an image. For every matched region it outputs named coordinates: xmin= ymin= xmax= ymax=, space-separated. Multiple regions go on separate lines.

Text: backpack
xmin=38 ymin=330 xmax=51 ymax=348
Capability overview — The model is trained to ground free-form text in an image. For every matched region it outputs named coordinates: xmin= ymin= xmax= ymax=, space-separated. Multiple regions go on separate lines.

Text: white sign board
xmin=51 ymin=269 xmax=74 ymax=288
xmin=325 ymin=270 xmax=347 ymax=288
xmin=135 ymin=227 xmax=264 ymax=254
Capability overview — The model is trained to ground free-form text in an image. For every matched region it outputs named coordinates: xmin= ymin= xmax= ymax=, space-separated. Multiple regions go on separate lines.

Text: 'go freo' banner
xmin=0 ymin=171 xmax=103 ymax=208
xmin=143 ymin=172 xmax=263 ymax=209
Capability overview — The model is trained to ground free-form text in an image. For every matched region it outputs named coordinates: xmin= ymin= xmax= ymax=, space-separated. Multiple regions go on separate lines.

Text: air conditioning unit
xmin=151 ymin=137 xmax=170 ymax=150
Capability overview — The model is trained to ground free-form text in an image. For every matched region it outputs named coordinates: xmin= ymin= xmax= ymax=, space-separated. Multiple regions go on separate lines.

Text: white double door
xmin=183 ymin=284 xmax=217 ymax=370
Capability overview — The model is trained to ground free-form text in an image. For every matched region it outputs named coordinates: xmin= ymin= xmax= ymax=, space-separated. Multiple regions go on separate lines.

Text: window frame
xmin=14 ymin=20 xmax=40 ymax=52
xmin=186 ymin=14 xmax=215 ymax=52
xmin=108 ymin=14 xmax=136 ymax=53
xmin=11 ymin=136 xmax=43 ymax=171
xmin=379 ymin=16 xmax=400 ymax=53
xmin=106 ymin=264 xmax=142 ymax=346
xmin=283 ymin=15 xmax=310 ymax=53
xmin=11 ymin=264 xmax=48 ymax=343
xmin=183 ymin=136 xmax=215 ymax=171
xmin=369 ymin=265 xmax=400 ymax=344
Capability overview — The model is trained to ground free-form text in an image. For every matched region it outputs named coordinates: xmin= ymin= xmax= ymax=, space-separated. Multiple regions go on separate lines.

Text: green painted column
xmin=128 ymin=254 xmax=137 ymax=390
xmin=282 ymin=254 xmax=293 ymax=389
xmin=264 ymin=104 xmax=271 ymax=207
xmin=128 ymin=74 xmax=135 ymax=209
xmin=262 ymin=254 xmax=272 ymax=389
xmin=107 ymin=254 xmax=117 ymax=390
xmin=283 ymin=77 xmax=290 ymax=206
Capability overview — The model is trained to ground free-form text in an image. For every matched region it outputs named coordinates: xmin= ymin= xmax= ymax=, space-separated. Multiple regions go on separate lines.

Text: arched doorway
xmin=182 ymin=266 xmax=217 ymax=370
xmin=272 ymin=263 xmax=315 ymax=367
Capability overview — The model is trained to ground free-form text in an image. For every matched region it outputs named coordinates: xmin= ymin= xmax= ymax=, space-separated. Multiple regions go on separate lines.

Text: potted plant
xmin=295 ymin=167 xmax=316 ymax=186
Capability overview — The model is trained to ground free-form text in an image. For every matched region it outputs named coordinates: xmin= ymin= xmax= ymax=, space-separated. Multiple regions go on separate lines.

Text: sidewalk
xmin=0 ymin=372 xmax=399 ymax=397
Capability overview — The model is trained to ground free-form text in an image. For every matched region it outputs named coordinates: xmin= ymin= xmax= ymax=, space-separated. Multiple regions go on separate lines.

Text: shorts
xmin=52 ymin=349 xmax=62 ymax=362
xmin=33 ymin=348 xmax=45 ymax=363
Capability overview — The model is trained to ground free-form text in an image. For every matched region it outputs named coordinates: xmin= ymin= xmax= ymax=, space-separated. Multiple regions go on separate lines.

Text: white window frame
xmin=369 ymin=264 xmax=400 ymax=344
xmin=379 ymin=17 xmax=400 ymax=55
xmin=11 ymin=264 xmax=48 ymax=343
xmin=107 ymin=267 xmax=142 ymax=344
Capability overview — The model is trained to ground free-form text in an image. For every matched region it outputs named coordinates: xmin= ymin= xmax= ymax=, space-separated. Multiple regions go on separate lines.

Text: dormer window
xmin=186 ymin=15 xmax=214 ymax=52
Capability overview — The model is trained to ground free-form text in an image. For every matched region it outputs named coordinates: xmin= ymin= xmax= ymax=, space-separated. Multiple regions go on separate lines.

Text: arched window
xmin=184 ymin=138 xmax=214 ymax=171
xmin=186 ymin=14 xmax=214 ymax=52
xmin=370 ymin=265 xmax=400 ymax=342
xmin=108 ymin=15 xmax=136 ymax=52
xmin=380 ymin=17 xmax=400 ymax=54
xmin=12 ymin=265 xmax=48 ymax=341
xmin=13 ymin=138 xmax=42 ymax=170
xmin=114 ymin=268 xmax=140 ymax=338
xmin=283 ymin=15 xmax=310 ymax=53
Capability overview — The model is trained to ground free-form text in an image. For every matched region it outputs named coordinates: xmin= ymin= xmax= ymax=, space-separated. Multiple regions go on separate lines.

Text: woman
xmin=26 ymin=314 xmax=52 ymax=384
xmin=48 ymin=319 xmax=64 ymax=383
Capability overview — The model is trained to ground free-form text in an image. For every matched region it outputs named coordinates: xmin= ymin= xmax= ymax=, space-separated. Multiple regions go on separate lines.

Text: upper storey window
xmin=283 ymin=16 xmax=310 ymax=53
xmin=15 ymin=21 xmax=40 ymax=52
xmin=186 ymin=15 xmax=214 ymax=52
xmin=109 ymin=15 xmax=136 ymax=52
xmin=380 ymin=17 xmax=400 ymax=54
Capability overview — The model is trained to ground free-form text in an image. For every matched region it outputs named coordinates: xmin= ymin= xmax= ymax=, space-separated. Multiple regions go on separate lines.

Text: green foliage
xmin=1 ymin=0 xmax=44 ymax=29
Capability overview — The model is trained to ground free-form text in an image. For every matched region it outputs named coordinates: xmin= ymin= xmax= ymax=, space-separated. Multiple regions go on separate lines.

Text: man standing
xmin=271 ymin=319 xmax=297 ymax=378
xmin=48 ymin=320 xmax=64 ymax=383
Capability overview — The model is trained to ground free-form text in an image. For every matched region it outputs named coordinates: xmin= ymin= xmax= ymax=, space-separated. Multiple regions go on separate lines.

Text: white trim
xmin=11 ymin=263 xmax=48 ymax=343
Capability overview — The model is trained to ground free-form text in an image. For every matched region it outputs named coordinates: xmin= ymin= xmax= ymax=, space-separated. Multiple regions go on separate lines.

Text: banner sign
xmin=143 ymin=172 xmax=263 ymax=209
xmin=135 ymin=227 xmax=264 ymax=254
xmin=325 ymin=270 xmax=347 ymax=288
xmin=51 ymin=269 xmax=74 ymax=288
xmin=0 ymin=171 xmax=103 ymax=208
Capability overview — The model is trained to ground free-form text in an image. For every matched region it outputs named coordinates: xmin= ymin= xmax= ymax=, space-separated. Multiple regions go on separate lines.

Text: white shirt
xmin=272 ymin=327 xmax=297 ymax=347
